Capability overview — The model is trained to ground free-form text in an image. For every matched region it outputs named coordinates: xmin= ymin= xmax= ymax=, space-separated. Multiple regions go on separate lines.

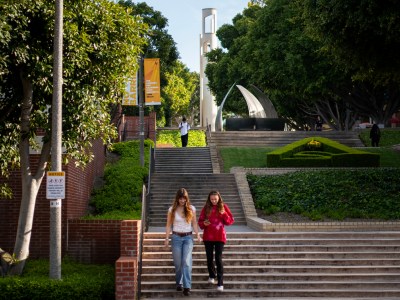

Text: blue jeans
xmin=171 ymin=234 xmax=194 ymax=289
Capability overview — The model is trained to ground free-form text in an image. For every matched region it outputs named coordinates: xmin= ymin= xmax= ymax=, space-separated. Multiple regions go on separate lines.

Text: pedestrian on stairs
xmin=179 ymin=116 xmax=190 ymax=147
xmin=165 ymin=188 xmax=202 ymax=296
xmin=198 ymin=190 xmax=235 ymax=292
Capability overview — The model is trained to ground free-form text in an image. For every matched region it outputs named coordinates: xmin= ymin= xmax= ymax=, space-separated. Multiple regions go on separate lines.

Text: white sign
xmin=50 ymin=200 xmax=62 ymax=208
xmin=46 ymin=171 xmax=65 ymax=199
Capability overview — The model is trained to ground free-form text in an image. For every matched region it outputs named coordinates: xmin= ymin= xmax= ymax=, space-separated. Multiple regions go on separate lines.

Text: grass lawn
xmin=220 ymin=147 xmax=274 ymax=172
xmin=220 ymin=129 xmax=400 ymax=171
xmin=219 ymin=129 xmax=400 ymax=221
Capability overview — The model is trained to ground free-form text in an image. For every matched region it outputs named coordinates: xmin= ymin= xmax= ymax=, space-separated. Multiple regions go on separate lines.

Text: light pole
xmin=50 ymin=0 xmax=63 ymax=279
xmin=138 ymin=56 xmax=144 ymax=167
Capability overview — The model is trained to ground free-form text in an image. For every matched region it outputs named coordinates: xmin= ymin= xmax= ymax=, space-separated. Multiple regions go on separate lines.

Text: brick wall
xmin=119 ymin=111 xmax=156 ymax=142
xmin=1 ymin=139 xmax=143 ymax=299
xmin=0 ymin=139 xmax=105 ymax=257
xmin=66 ymin=219 xmax=122 ymax=264
xmin=115 ymin=220 xmax=141 ymax=300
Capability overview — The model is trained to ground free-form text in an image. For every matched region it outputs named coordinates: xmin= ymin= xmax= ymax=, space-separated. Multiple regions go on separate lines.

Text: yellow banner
xmin=122 ymin=72 xmax=138 ymax=106
xmin=144 ymin=58 xmax=161 ymax=105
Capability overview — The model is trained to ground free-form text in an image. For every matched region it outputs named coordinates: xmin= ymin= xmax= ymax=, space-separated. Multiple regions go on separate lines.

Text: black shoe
xmin=183 ymin=288 xmax=191 ymax=296
xmin=176 ymin=284 xmax=183 ymax=291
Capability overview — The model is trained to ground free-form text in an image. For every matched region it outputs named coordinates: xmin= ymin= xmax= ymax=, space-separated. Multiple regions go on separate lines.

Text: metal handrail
xmin=137 ymin=145 xmax=154 ymax=299
xmin=137 ymin=184 xmax=146 ymax=299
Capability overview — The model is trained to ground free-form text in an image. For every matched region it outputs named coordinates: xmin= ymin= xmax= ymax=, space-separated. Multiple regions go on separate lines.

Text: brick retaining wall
xmin=115 ymin=220 xmax=141 ymax=300
xmin=0 ymin=139 xmax=105 ymax=257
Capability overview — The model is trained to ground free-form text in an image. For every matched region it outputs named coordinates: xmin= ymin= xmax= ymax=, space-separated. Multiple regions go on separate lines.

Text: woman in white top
xmin=165 ymin=188 xmax=201 ymax=296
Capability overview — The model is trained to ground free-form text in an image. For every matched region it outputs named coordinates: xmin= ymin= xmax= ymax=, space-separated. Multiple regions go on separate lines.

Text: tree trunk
xmin=10 ymin=72 xmax=51 ymax=275
xmin=10 ymin=177 xmax=43 ymax=275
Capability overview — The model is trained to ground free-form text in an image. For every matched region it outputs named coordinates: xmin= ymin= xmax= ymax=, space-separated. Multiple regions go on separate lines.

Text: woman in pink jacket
xmin=198 ymin=190 xmax=234 ymax=292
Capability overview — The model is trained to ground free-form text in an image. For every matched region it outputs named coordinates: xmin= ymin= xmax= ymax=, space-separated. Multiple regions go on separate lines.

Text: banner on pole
xmin=144 ymin=58 xmax=161 ymax=105
xmin=122 ymin=72 xmax=138 ymax=106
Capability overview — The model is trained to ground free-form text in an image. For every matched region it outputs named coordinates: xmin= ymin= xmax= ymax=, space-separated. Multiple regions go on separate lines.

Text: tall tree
xmin=205 ymin=6 xmax=262 ymax=115
xmin=117 ymin=1 xmax=182 ymax=124
xmin=163 ymin=61 xmax=199 ymax=126
xmin=0 ymin=0 xmax=147 ymax=274
xmin=206 ymin=0 xmax=399 ymax=128
xmin=300 ymin=0 xmax=400 ymax=123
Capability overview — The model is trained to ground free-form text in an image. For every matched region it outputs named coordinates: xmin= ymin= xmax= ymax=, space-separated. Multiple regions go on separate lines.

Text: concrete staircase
xmin=141 ymin=146 xmax=400 ymax=299
xmin=148 ymin=173 xmax=246 ymax=227
xmin=209 ymin=130 xmax=365 ymax=147
xmin=154 ymin=147 xmax=213 ymax=173
xmin=140 ymin=231 xmax=400 ymax=299
xmin=148 ymin=147 xmax=246 ymax=228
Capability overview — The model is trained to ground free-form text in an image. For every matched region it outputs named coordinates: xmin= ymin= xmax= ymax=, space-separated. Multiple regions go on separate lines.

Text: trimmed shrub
xmin=156 ymin=129 xmax=206 ymax=147
xmin=88 ymin=139 xmax=153 ymax=219
xmin=248 ymin=168 xmax=400 ymax=220
xmin=266 ymin=137 xmax=380 ymax=167
xmin=0 ymin=258 xmax=114 ymax=300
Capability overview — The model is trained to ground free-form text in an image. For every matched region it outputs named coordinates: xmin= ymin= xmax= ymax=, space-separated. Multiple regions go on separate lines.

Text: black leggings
xmin=204 ymin=241 xmax=225 ymax=286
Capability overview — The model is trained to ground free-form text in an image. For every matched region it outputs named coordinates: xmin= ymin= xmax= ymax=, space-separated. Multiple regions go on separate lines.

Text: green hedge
xmin=0 ymin=259 xmax=114 ymax=300
xmin=248 ymin=168 xmax=400 ymax=220
xmin=87 ymin=139 xmax=153 ymax=219
xmin=266 ymin=137 xmax=380 ymax=167
xmin=156 ymin=129 xmax=206 ymax=147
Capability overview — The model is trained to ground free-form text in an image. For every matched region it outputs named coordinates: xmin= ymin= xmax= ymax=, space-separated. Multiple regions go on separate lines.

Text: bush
xmin=266 ymin=137 xmax=380 ymax=167
xmin=248 ymin=168 xmax=400 ymax=220
xmin=88 ymin=139 xmax=153 ymax=219
xmin=156 ymin=129 xmax=206 ymax=147
xmin=0 ymin=258 xmax=114 ymax=300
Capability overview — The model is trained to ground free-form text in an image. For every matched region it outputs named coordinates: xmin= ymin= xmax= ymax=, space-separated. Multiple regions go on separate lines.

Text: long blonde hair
xmin=170 ymin=188 xmax=193 ymax=224
xmin=204 ymin=190 xmax=224 ymax=217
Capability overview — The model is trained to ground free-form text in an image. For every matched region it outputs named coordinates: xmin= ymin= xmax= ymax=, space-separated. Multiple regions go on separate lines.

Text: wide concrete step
xmin=143 ymin=237 xmax=400 ymax=246
xmin=141 ymin=257 xmax=400 ymax=267
xmin=147 ymin=220 xmax=248 ymax=227
xmin=144 ymin=231 xmax=400 ymax=239
xmin=148 ymin=172 xmax=245 ymax=227
xmin=142 ymin=251 xmax=400 ymax=261
xmin=209 ymin=131 xmax=365 ymax=147
xmin=142 ymin=279 xmax=400 ymax=289
xmin=141 ymin=272 xmax=400 ymax=282
xmin=151 ymin=173 xmax=236 ymax=181
xmin=154 ymin=147 xmax=214 ymax=173
xmin=141 ymin=265 xmax=400 ymax=275
xmin=140 ymin=231 xmax=400 ymax=298
xmin=140 ymin=288 xmax=400 ymax=298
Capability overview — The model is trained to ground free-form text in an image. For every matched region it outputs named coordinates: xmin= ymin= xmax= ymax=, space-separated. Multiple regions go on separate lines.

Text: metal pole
xmin=139 ymin=56 xmax=144 ymax=167
xmin=50 ymin=0 xmax=63 ymax=279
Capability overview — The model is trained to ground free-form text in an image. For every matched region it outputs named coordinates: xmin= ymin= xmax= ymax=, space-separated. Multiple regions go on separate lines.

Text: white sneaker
xmin=217 ymin=285 xmax=224 ymax=292
xmin=207 ymin=278 xmax=215 ymax=284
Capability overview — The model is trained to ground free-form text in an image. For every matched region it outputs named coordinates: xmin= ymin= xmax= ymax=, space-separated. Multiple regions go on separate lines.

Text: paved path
xmin=147 ymin=225 xmax=258 ymax=233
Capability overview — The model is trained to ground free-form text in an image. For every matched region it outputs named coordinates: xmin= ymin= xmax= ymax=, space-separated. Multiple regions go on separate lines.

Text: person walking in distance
xmin=315 ymin=116 xmax=323 ymax=131
xmin=370 ymin=123 xmax=381 ymax=147
xmin=179 ymin=116 xmax=190 ymax=147
xmin=198 ymin=191 xmax=234 ymax=292
xmin=165 ymin=188 xmax=202 ymax=296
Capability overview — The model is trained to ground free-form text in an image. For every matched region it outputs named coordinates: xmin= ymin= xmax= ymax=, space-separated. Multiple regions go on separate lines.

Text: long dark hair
xmin=204 ymin=190 xmax=224 ymax=217
xmin=170 ymin=188 xmax=193 ymax=224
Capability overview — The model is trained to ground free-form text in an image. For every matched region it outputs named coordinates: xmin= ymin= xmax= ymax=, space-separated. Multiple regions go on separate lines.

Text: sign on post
xmin=46 ymin=171 xmax=65 ymax=199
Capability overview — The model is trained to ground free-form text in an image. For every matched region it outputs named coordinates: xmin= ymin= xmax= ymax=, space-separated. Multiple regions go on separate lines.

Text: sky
xmin=140 ymin=0 xmax=249 ymax=73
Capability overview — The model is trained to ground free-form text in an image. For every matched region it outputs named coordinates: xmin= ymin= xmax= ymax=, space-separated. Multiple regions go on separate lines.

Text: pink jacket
xmin=198 ymin=204 xmax=234 ymax=243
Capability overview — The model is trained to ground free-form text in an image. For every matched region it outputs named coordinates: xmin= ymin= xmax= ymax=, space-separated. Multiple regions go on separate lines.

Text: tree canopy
xmin=0 ymin=0 xmax=147 ymax=273
xmin=116 ymin=1 xmax=199 ymax=127
xmin=205 ymin=0 xmax=400 ymax=128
